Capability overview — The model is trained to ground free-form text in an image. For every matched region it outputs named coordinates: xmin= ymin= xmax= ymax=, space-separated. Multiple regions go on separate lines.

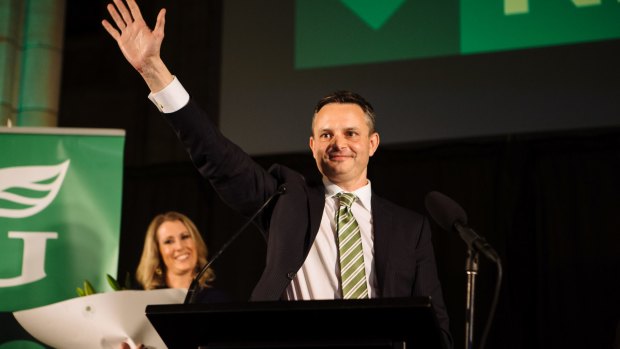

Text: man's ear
xmin=369 ymin=132 xmax=380 ymax=157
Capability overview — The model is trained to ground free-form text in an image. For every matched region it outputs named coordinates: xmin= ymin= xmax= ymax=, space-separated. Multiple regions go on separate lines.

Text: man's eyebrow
xmin=317 ymin=126 xmax=360 ymax=132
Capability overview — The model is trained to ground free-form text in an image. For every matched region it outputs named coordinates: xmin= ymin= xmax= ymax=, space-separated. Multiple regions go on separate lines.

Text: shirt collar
xmin=322 ymin=177 xmax=372 ymax=212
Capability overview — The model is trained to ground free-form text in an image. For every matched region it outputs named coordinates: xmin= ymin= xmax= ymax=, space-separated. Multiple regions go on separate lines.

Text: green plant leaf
xmin=76 ymin=287 xmax=85 ymax=297
xmin=106 ymin=274 xmax=121 ymax=291
xmin=83 ymin=280 xmax=96 ymax=295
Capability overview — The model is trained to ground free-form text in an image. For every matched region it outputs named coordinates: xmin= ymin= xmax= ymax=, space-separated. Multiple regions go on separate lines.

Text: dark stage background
xmin=60 ymin=1 xmax=620 ymax=348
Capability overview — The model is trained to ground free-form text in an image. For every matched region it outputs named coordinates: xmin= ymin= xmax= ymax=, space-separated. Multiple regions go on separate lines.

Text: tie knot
xmin=336 ymin=192 xmax=357 ymax=208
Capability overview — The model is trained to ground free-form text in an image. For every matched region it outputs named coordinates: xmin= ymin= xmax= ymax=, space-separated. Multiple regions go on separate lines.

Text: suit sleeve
xmin=162 ymin=99 xmax=279 ymax=217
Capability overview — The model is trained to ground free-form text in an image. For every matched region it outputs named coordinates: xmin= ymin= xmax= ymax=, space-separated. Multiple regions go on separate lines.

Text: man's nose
xmin=331 ymin=133 xmax=346 ymax=148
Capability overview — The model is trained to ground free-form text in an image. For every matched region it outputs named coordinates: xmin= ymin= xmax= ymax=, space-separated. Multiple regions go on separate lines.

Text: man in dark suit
xmin=102 ymin=0 xmax=451 ymax=346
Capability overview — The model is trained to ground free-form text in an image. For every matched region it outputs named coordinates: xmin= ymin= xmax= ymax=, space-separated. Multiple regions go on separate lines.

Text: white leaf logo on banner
xmin=0 ymin=160 xmax=71 ymax=218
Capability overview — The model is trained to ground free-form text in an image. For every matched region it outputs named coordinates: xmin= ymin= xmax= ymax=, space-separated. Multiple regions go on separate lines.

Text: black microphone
xmin=184 ymin=184 xmax=287 ymax=304
xmin=424 ymin=191 xmax=499 ymax=263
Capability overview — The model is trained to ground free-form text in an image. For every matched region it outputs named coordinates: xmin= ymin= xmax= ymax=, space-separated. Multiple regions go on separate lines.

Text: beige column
xmin=0 ymin=0 xmax=66 ymax=127
xmin=0 ymin=0 xmax=25 ymax=127
xmin=17 ymin=0 xmax=66 ymax=126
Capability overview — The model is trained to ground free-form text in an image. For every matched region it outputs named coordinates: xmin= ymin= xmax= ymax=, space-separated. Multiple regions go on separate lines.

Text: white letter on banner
xmin=504 ymin=0 xmax=529 ymax=15
xmin=0 ymin=160 xmax=70 ymax=219
xmin=0 ymin=232 xmax=58 ymax=287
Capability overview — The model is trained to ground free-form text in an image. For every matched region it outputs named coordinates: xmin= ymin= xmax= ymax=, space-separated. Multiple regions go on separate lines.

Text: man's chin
xmin=322 ymin=167 xmax=349 ymax=180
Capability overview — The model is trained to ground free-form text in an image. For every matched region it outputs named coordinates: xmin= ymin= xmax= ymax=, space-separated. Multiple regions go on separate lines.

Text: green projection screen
xmin=220 ymin=0 xmax=620 ymax=155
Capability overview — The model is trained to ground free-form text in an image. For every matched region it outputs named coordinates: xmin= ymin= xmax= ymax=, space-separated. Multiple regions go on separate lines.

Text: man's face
xmin=309 ymin=103 xmax=379 ymax=191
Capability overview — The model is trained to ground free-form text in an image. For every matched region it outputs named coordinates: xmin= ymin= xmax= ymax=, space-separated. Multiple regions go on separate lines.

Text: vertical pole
xmin=465 ymin=250 xmax=479 ymax=349
xmin=17 ymin=0 xmax=66 ymax=127
xmin=0 ymin=0 xmax=25 ymax=127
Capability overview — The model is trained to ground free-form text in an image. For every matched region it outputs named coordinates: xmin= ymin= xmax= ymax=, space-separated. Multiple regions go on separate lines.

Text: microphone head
xmin=424 ymin=191 xmax=468 ymax=232
xmin=277 ymin=184 xmax=287 ymax=195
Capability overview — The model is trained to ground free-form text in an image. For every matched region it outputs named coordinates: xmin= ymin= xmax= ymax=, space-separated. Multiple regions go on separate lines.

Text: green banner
xmin=295 ymin=0 xmax=620 ymax=69
xmin=0 ymin=127 xmax=125 ymax=348
xmin=295 ymin=0 xmax=459 ymax=69
xmin=461 ymin=0 xmax=620 ymax=54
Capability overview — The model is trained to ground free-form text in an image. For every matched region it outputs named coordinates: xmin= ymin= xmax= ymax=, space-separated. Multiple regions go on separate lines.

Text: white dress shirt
xmin=147 ymin=76 xmax=189 ymax=113
xmin=284 ymin=177 xmax=377 ymax=300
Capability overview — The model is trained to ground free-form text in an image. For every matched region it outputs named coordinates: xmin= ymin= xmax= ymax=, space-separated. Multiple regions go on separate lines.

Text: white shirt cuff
xmin=147 ymin=76 xmax=190 ymax=113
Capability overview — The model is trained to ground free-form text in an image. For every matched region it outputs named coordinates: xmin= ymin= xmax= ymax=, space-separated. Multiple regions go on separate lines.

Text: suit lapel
xmin=307 ymin=183 xmax=325 ymax=250
xmin=372 ymin=194 xmax=393 ymax=295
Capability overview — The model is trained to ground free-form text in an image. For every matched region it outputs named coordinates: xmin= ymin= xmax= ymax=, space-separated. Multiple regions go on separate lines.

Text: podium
xmin=146 ymin=297 xmax=445 ymax=349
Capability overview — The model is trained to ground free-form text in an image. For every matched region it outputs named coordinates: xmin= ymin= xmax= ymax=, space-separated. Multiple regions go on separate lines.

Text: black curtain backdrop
xmin=115 ymin=129 xmax=620 ymax=349
xmin=57 ymin=1 xmax=620 ymax=348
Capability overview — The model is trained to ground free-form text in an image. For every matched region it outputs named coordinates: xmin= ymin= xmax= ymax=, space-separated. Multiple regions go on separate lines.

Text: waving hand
xmin=102 ymin=0 xmax=173 ymax=92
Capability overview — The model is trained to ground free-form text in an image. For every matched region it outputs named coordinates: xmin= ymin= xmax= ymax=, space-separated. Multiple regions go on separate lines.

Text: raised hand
xmin=102 ymin=0 xmax=173 ymax=92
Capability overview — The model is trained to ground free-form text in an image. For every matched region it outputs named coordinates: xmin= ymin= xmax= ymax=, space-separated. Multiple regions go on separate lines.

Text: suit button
xmin=287 ymin=272 xmax=296 ymax=279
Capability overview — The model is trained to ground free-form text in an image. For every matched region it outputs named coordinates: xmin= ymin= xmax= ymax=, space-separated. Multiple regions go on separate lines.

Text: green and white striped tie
xmin=335 ymin=192 xmax=369 ymax=299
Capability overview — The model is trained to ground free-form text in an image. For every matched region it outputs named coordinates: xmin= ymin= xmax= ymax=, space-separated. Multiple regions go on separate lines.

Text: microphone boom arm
xmin=183 ymin=184 xmax=287 ymax=304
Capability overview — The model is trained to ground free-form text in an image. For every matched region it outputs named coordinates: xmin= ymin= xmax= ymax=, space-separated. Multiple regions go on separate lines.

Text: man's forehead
xmin=312 ymin=103 xmax=370 ymax=132
xmin=312 ymin=117 xmax=367 ymax=131
xmin=314 ymin=106 xmax=365 ymax=120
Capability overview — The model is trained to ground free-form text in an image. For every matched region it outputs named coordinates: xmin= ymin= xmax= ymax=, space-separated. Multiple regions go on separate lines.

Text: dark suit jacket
xmin=164 ymin=100 xmax=451 ymax=345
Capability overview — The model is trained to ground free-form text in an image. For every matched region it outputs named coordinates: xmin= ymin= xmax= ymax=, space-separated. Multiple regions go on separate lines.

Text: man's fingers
xmin=153 ymin=8 xmax=166 ymax=35
xmin=101 ymin=19 xmax=121 ymax=40
xmin=113 ymin=0 xmax=134 ymax=26
xmin=106 ymin=3 xmax=126 ymax=30
xmin=126 ymin=0 xmax=144 ymax=22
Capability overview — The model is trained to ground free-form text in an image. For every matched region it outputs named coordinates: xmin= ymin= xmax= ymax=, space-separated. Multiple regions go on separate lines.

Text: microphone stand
xmin=183 ymin=184 xmax=286 ymax=304
xmin=465 ymin=248 xmax=479 ymax=349
xmin=423 ymin=191 xmax=502 ymax=349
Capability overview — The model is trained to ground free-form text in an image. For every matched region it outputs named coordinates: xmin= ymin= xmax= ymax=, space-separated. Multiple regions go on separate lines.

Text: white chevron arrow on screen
xmin=0 ymin=160 xmax=71 ymax=219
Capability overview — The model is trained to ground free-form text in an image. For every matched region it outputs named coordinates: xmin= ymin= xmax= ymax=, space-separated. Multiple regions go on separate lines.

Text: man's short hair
xmin=312 ymin=90 xmax=377 ymax=135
